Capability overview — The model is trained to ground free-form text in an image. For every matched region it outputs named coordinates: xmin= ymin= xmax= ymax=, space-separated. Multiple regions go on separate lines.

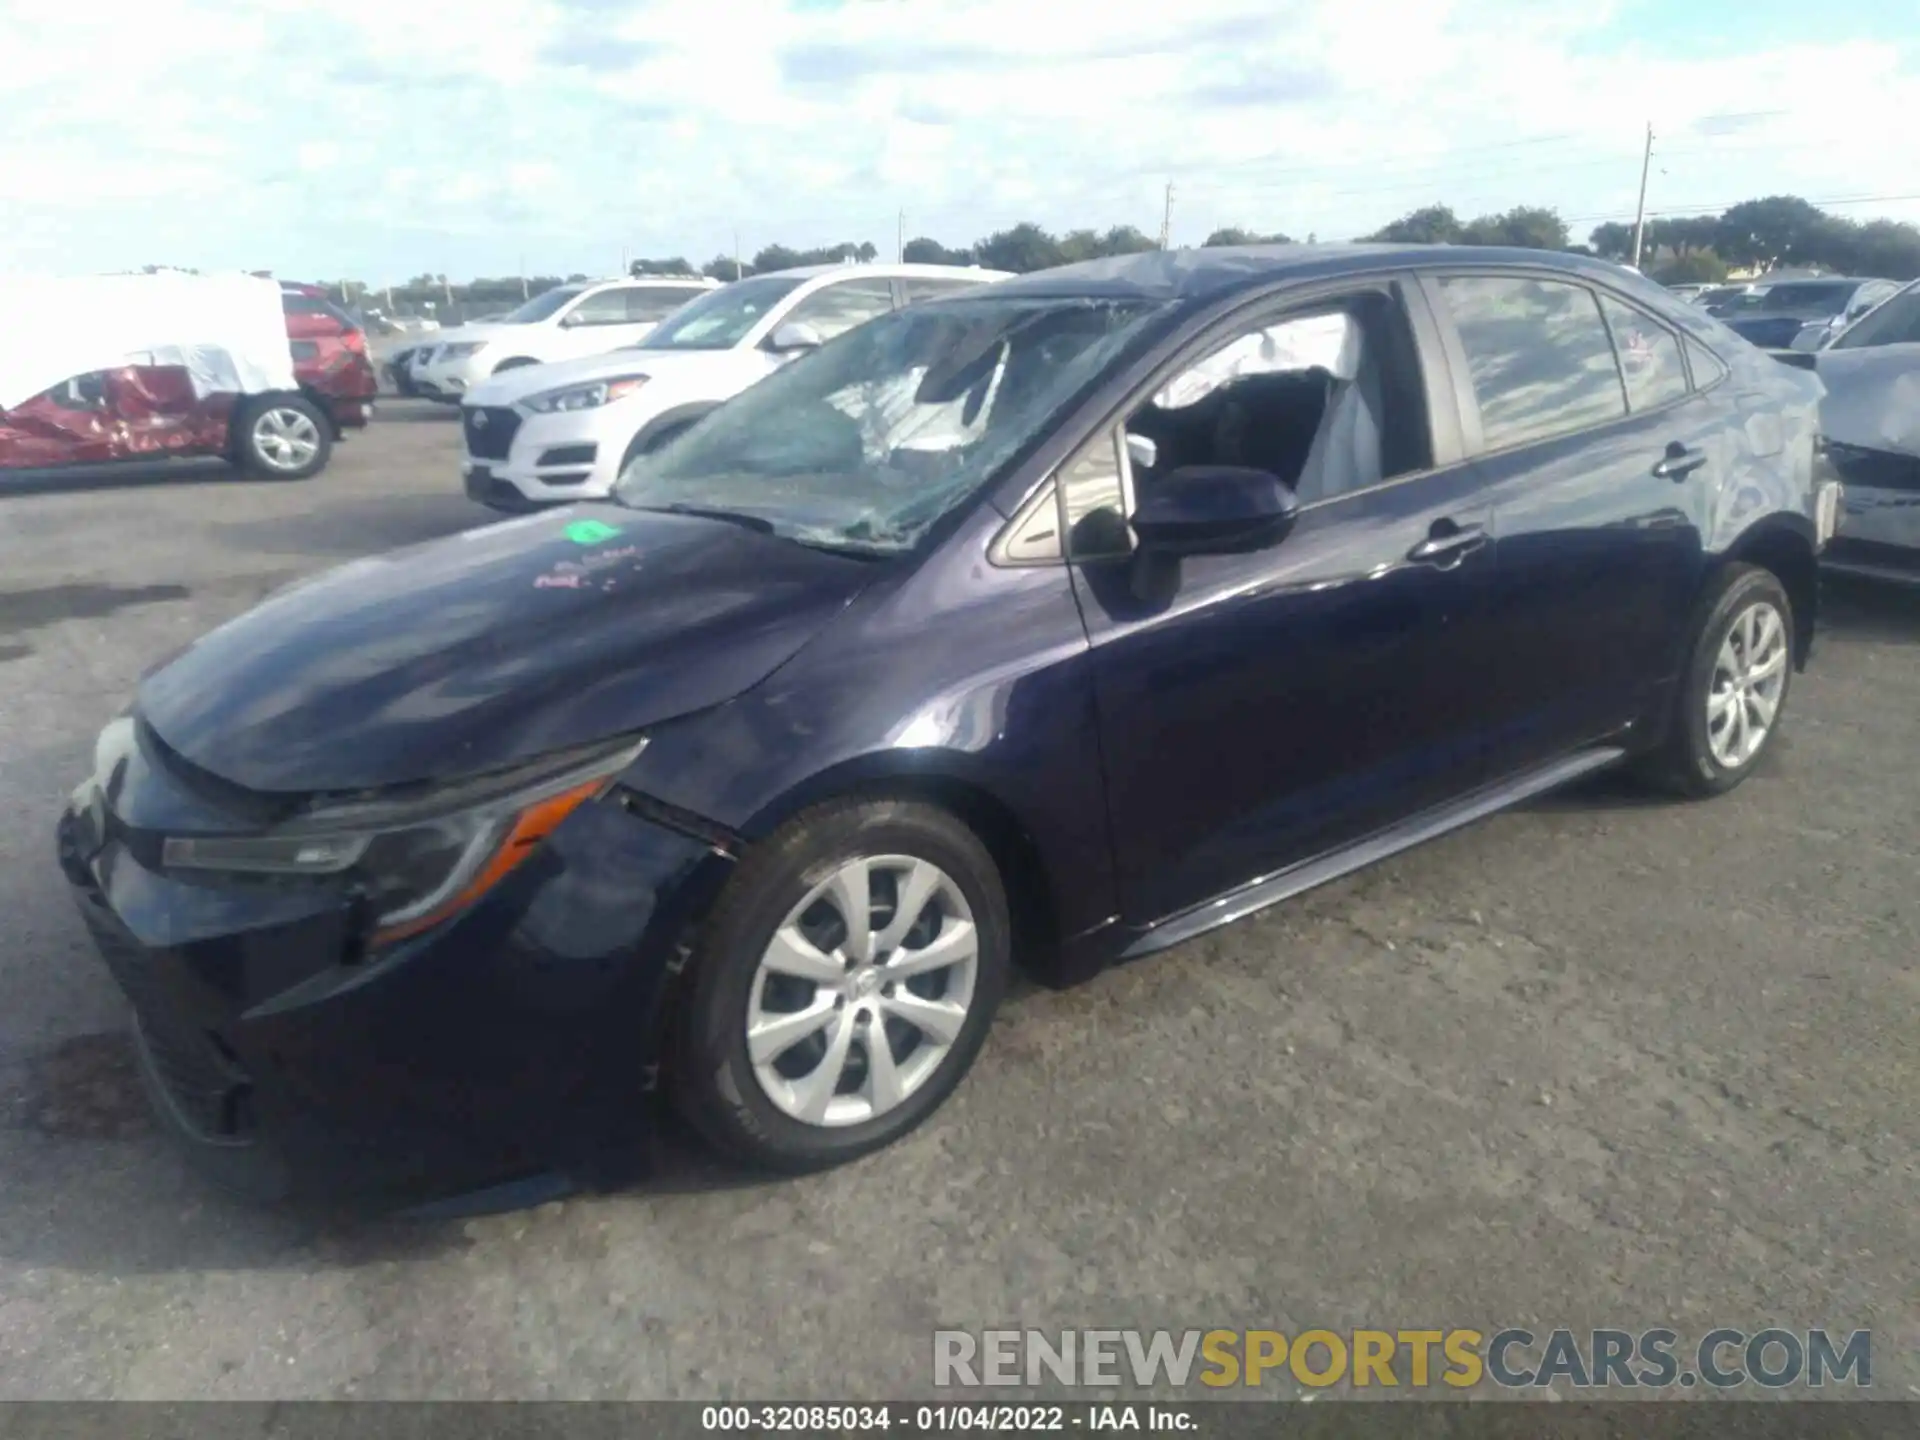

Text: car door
xmin=1423 ymin=270 xmax=1712 ymax=778
xmin=550 ymin=286 xmax=644 ymax=359
xmin=1063 ymin=278 xmax=1500 ymax=925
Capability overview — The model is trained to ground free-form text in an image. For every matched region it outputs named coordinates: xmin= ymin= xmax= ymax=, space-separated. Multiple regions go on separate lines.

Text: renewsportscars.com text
xmin=932 ymin=1327 xmax=1872 ymax=1390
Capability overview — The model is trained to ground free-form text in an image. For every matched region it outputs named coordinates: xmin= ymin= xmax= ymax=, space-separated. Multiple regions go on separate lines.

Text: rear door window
xmin=1595 ymin=294 xmax=1689 ymax=411
xmin=1436 ymin=275 xmax=1626 ymax=450
xmin=780 ymin=279 xmax=898 ymax=342
xmin=623 ymin=286 xmax=700 ymax=322
xmin=565 ymin=289 xmax=634 ymax=326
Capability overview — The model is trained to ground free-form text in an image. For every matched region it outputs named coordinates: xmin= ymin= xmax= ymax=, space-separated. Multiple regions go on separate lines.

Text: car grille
xmin=464 ymin=406 xmax=520 ymax=460
xmin=79 ymin=900 xmax=253 ymax=1143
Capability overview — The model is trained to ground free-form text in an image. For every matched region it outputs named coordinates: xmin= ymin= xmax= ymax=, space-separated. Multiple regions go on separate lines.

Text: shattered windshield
xmin=611 ymin=295 xmax=1164 ymax=554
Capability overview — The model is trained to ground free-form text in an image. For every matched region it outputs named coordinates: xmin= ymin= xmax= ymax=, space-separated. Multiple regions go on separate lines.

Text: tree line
xmin=329 ymin=193 xmax=1920 ymax=315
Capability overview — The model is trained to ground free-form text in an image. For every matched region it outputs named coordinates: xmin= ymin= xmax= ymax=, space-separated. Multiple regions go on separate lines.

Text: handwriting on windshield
xmin=534 ymin=545 xmax=640 ymax=591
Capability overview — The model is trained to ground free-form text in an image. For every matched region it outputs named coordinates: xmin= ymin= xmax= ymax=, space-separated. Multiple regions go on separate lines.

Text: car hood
xmin=136 ymin=504 xmax=876 ymax=795
xmin=465 ymin=347 xmax=756 ymax=406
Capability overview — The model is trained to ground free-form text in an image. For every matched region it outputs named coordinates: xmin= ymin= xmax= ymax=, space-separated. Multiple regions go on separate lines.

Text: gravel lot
xmin=1 ymin=401 xmax=1915 ymax=1400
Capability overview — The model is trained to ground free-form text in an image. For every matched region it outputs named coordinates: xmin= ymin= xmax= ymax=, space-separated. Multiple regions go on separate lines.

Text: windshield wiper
xmin=785 ymin=536 xmax=897 ymax=561
xmin=630 ymin=503 xmax=776 ymax=534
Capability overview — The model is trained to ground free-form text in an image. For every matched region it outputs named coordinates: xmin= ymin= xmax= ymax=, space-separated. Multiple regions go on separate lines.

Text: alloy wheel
xmin=745 ymin=854 xmax=979 ymax=1128
xmin=1706 ymin=599 xmax=1788 ymax=769
xmin=252 ymin=408 xmax=322 ymax=471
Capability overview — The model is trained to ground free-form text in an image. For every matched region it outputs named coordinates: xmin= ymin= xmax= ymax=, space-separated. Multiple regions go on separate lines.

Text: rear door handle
xmin=1652 ymin=443 xmax=1709 ymax=480
xmin=1407 ymin=521 xmax=1488 ymax=567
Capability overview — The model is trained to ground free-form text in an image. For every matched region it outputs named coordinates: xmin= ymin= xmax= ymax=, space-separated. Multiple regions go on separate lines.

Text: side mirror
xmin=1124 ymin=433 xmax=1159 ymax=473
xmin=1130 ymin=465 xmax=1299 ymax=556
xmin=767 ymin=321 xmax=825 ymax=354
xmin=558 ymin=310 xmax=586 ymax=328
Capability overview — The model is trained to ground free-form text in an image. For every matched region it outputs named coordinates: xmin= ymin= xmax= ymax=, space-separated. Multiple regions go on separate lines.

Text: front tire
xmin=672 ymin=798 xmax=1011 ymax=1173
xmin=1639 ymin=563 xmax=1795 ymax=797
xmin=233 ymin=395 xmax=332 ymax=479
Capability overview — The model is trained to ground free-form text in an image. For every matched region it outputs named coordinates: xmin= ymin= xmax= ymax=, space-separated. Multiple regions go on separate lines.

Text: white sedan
xmin=457 ymin=263 xmax=1011 ymax=510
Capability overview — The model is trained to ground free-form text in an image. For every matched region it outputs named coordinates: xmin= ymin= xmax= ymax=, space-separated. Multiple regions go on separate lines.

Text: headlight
xmin=439 ymin=341 xmax=488 ymax=360
xmin=161 ymin=735 xmax=646 ymax=946
xmin=523 ymin=376 xmax=650 ymax=413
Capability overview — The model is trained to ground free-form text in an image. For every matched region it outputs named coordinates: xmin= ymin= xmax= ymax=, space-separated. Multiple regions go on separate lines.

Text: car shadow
xmin=374 ymin=399 xmax=461 ymax=422
xmin=0 ymin=456 xmax=237 ymax=498
xmin=1819 ymin=573 xmax=1920 ymax=644
xmin=1 ymin=975 xmax=1054 ymax=1272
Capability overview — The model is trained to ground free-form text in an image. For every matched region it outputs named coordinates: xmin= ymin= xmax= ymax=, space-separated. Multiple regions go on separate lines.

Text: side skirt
xmin=1119 ymin=746 xmax=1628 ymax=962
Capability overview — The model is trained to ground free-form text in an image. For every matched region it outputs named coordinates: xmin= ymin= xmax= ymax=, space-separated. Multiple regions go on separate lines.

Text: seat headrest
xmin=1154 ymin=312 xmax=1363 ymax=410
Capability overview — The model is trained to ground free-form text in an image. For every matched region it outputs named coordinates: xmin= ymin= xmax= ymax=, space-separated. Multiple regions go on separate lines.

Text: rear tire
xmin=671 ymin=798 xmax=1011 ymax=1174
xmin=1636 ymin=563 xmax=1795 ymax=798
xmin=233 ymin=395 xmax=332 ymax=479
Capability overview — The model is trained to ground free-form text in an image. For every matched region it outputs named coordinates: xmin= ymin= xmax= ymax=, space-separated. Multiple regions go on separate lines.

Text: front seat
xmin=1292 ymin=349 xmax=1384 ymax=506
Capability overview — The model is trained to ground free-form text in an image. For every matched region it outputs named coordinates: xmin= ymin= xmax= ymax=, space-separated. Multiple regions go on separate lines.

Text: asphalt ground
xmin=1 ymin=400 xmax=1914 ymax=1399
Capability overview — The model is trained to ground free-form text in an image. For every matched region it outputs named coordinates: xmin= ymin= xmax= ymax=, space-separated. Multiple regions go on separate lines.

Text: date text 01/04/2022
xmin=699 ymin=1405 xmax=1196 ymax=1432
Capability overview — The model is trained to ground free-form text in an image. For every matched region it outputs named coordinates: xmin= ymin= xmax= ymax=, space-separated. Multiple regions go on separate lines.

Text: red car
xmin=0 ymin=279 xmax=377 ymax=480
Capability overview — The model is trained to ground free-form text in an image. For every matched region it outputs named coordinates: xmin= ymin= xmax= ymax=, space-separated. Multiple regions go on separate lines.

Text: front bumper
xmin=56 ymin=764 xmax=733 ymax=1209
xmin=411 ymin=354 xmax=490 ymax=402
xmin=459 ymin=404 xmax=630 ymax=507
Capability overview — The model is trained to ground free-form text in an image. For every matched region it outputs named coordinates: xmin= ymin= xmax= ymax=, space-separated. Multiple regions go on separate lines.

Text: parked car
xmin=408 ymin=276 xmax=718 ymax=402
xmin=1710 ymin=276 xmax=1900 ymax=351
xmin=2 ymin=273 xmax=375 ymax=480
xmin=385 ymin=342 xmax=425 ymax=396
xmin=1768 ymin=279 xmax=1920 ymax=584
xmin=57 ymin=244 xmax=1838 ymax=1207
xmin=1665 ymin=282 xmax=1712 ymax=302
xmin=458 ymin=263 xmax=1013 ymax=510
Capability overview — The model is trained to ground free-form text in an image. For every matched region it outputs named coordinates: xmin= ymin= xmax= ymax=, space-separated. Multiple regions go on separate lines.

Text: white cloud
xmin=1 ymin=0 xmax=1916 ymax=282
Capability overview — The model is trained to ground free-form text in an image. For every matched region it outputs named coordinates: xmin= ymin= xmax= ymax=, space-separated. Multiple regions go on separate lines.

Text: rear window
xmin=282 ymin=293 xmax=359 ymax=328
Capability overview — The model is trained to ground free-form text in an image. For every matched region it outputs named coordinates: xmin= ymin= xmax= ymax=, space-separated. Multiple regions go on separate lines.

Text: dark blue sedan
xmin=57 ymin=245 xmax=1842 ymax=1207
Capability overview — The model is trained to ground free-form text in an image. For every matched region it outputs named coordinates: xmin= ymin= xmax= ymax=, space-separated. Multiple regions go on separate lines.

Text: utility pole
xmin=519 ymin=254 xmax=528 ymax=300
xmin=733 ymin=229 xmax=742 ymax=281
xmin=1630 ymin=123 xmax=1654 ymax=269
xmin=1159 ymin=182 xmax=1175 ymax=249
xmin=897 ymin=209 xmax=905 ymax=263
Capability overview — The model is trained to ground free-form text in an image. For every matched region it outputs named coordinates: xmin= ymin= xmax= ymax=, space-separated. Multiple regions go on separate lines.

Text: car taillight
xmin=343 ymin=329 xmax=367 ymax=354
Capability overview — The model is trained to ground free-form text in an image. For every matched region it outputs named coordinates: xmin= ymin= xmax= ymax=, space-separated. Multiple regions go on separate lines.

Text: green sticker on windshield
xmin=563 ymin=519 xmax=623 ymax=545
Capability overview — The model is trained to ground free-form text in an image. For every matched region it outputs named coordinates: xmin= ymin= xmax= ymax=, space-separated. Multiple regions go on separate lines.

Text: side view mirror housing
xmin=1130 ymin=465 xmax=1300 ymax=557
xmin=767 ymin=321 xmax=825 ymax=354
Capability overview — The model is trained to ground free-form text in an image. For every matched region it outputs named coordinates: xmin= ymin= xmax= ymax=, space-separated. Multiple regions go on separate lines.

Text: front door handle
xmin=1652 ymin=443 xmax=1709 ymax=480
xmin=1407 ymin=521 xmax=1488 ymax=567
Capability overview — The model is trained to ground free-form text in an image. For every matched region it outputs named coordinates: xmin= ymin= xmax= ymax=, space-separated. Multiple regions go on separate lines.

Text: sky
xmin=4 ymin=0 xmax=1919 ymax=286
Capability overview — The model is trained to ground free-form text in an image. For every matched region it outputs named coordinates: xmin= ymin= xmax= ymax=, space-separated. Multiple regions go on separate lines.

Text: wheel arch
xmin=735 ymin=753 xmax=1065 ymax=985
xmin=619 ymin=403 xmax=720 ymax=469
xmin=1721 ymin=514 xmax=1818 ymax=668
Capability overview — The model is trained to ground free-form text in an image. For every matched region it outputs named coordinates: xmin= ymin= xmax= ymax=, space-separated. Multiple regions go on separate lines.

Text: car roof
xmin=980 ymin=243 xmax=1666 ymax=306
xmin=757 ymin=262 xmax=1016 ymax=282
xmin=599 ymin=275 xmax=716 ymax=286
